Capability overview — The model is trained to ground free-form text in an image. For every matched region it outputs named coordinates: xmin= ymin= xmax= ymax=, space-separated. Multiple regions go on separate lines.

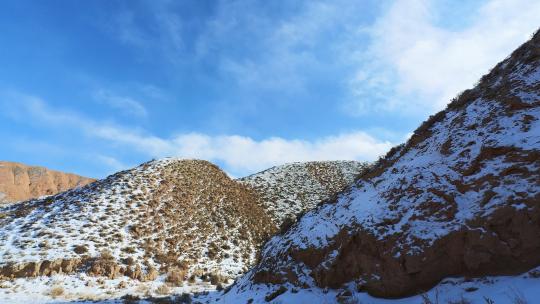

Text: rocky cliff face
xmin=0 ymin=161 xmax=94 ymax=205
xmin=238 ymin=161 xmax=369 ymax=228
xmin=228 ymin=30 xmax=540 ymax=299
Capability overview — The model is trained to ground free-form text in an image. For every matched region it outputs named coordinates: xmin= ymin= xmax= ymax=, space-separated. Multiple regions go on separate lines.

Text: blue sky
xmin=1 ymin=0 xmax=539 ymax=178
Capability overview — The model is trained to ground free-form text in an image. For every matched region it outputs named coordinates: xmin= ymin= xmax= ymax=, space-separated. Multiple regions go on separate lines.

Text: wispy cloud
xmin=3 ymin=92 xmax=392 ymax=176
xmin=347 ymin=0 xmax=540 ymax=115
xmin=93 ymin=155 xmax=130 ymax=173
xmin=94 ymin=89 xmax=148 ymax=117
xmin=196 ymin=0 xmax=365 ymax=94
xmin=110 ymin=2 xmax=186 ymax=64
xmin=105 ymin=0 xmax=540 ymax=118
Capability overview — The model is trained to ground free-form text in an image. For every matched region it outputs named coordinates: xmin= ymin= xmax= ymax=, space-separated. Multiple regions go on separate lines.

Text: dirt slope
xmin=0 ymin=161 xmax=94 ymax=205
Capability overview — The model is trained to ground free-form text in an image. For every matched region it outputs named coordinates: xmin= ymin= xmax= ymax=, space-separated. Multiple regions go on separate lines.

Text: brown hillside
xmin=0 ymin=161 xmax=94 ymax=204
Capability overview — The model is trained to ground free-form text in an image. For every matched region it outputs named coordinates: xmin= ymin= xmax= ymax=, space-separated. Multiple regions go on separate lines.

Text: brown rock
xmin=0 ymin=161 xmax=94 ymax=204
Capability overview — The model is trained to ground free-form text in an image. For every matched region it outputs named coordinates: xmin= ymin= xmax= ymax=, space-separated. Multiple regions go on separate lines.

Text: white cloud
xmin=3 ymin=93 xmax=392 ymax=176
xmin=94 ymin=90 xmax=148 ymax=117
xmin=93 ymin=155 xmax=130 ymax=173
xmin=349 ymin=0 xmax=540 ymax=114
xmin=169 ymin=132 xmax=391 ymax=174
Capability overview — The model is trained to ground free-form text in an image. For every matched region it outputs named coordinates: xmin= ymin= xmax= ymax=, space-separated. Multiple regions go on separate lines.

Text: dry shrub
xmin=165 ymin=268 xmax=186 ymax=286
xmin=100 ymin=249 xmax=114 ymax=260
xmin=155 ymin=284 xmax=170 ymax=295
xmin=49 ymin=285 xmax=64 ymax=298
xmin=73 ymin=244 xmax=88 ymax=254
xmin=122 ymin=256 xmax=136 ymax=266
xmin=209 ymin=272 xmax=227 ymax=285
xmin=117 ymin=280 xmax=128 ymax=289
xmin=122 ymin=246 xmax=136 ymax=254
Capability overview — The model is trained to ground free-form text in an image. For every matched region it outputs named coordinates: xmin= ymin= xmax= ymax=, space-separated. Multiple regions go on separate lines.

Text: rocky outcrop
xmin=238 ymin=161 xmax=369 ymax=228
xmin=240 ymin=29 xmax=540 ymax=298
xmin=0 ymin=161 xmax=94 ymax=204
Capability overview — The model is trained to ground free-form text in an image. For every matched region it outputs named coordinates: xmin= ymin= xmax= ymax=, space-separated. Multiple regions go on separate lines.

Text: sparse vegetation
xmin=155 ymin=283 xmax=171 ymax=295
xmin=49 ymin=285 xmax=64 ymax=298
xmin=165 ymin=268 xmax=186 ymax=286
xmin=73 ymin=244 xmax=88 ymax=254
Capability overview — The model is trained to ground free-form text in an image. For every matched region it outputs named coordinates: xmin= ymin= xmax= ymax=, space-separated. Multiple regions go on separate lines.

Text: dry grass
xmin=49 ymin=285 xmax=64 ymax=298
xmin=165 ymin=268 xmax=186 ymax=286
xmin=155 ymin=284 xmax=170 ymax=295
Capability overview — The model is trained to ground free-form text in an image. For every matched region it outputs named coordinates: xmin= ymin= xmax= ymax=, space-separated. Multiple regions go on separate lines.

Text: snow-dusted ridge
xmin=212 ymin=29 xmax=540 ymax=301
xmin=0 ymin=158 xmax=275 ymax=293
xmin=237 ymin=161 xmax=369 ymax=227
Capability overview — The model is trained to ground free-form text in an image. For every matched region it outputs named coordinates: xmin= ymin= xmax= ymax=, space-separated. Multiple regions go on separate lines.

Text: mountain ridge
xmin=0 ymin=161 xmax=94 ymax=205
xmin=212 ymin=29 xmax=540 ymax=302
xmin=237 ymin=160 xmax=369 ymax=228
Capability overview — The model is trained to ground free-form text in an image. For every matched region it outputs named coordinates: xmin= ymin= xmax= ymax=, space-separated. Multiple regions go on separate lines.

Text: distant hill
xmin=0 ymin=161 xmax=94 ymax=204
xmin=238 ymin=161 xmax=369 ymax=228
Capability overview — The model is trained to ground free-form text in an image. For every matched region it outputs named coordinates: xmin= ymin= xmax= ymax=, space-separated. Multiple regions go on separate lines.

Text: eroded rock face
xmin=245 ymin=30 xmax=540 ymax=298
xmin=0 ymin=161 xmax=94 ymax=204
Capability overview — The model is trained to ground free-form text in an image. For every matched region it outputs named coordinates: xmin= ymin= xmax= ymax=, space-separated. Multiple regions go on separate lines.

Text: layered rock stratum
xmin=0 ymin=161 xmax=94 ymax=205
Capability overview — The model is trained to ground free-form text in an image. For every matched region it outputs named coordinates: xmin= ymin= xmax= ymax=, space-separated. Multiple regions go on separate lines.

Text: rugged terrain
xmin=238 ymin=161 xmax=369 ymax=228
xmin=0 ymin=157 xmax=370 ymax=302
xmin=213 ymin=30 xmax=540 ymax=302
xmin=0 ymin=161 xmax=94 ymax=205
xmin=0 ymin=159 xmax=275 ymax=288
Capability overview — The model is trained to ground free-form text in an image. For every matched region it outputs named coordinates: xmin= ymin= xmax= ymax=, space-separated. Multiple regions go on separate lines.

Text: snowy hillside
xmin=238 ymin=161 xmax=369 ymax=227
xmin=0 ymin=158 xmax=275 ymax=301
xmin=209 ymin=30 xmax=540 ymax=302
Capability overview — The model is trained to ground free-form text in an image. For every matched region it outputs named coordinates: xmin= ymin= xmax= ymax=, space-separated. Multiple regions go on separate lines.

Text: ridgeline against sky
xmin=1 ymin=0 xmax=539 ymax=178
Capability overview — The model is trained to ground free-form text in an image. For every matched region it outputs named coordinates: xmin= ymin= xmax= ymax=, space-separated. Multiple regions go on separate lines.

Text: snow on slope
xmin=215 ymin=30 xmax=540 ymax=301
xmin=238 ymin=161 xmax=369 ymax=227
xmin=196 ymin=266 xmax=540 ymax=304
xmin=0 ymin=158 xmax=275 ymax=300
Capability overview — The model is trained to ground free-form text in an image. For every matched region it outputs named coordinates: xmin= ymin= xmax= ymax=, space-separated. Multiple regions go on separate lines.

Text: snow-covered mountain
xmin=238 ymin=161 xmax=369 ymax=228
xmin=211 ymin=30 xmax=540 ymax=303
xmin=0 ymin=161 xmax=94 ymax=205
xmin=0 ymin=159 xmax=276 ymax=301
